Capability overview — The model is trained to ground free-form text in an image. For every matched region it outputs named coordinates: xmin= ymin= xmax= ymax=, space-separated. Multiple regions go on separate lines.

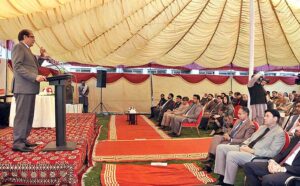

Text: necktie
xmin=161 ymin=99 xmax=170 ymax=109
xmin=280 ymin=143 xmax=300 ymax=165
xmin=248 ymin=128 xmax=270 ymax=148
xmin=230 ymin=121 xmax=243 ymax=138
xmin=185 ymin=104 xmax=195 ymax=115
xmin=285 ymin=115 xmax=299 ymax=132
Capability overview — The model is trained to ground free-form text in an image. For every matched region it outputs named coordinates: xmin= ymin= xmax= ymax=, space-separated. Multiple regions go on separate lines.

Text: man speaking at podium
xmin=11 ymin=29 xmax=49 ymax=152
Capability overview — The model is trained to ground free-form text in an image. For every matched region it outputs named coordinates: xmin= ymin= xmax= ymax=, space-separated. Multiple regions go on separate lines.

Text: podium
xmin=43 ymin=74 xmax=76 ymax=151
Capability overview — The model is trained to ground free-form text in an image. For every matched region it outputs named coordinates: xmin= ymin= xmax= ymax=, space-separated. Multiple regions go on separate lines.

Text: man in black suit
xmin=149 ymin=93 xmax=166 ymax=119
xmin=156 ymin=93 xmax=175 ymax=125
xmin=244 ymin=122 xmax=300 ymax=186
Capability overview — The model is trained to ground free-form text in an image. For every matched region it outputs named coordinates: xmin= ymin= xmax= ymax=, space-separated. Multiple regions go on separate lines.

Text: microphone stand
xmin=44 ymin=57 xmax=80 ymax=125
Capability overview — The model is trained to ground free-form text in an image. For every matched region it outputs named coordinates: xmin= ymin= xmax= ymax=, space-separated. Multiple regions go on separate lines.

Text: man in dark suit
xmin=11 ymin=29 xmax=48 ymax=152
xmin=244 ymin=122 xmax=300 ymax=186
xmin=149 ymin=93 xmax=166 ymax=119
xmin=156 ymin=93 xmax=175 ymax=126
xmin=78 ymin=80 xmax=89 ymax=113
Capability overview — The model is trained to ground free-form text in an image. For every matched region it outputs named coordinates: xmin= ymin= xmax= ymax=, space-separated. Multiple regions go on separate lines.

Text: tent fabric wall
xmin=6 ymin=67 xmax=299 ymax=113
xmin=1 ymin=0 xmax=299 ymax=67
xmin=83 ymin=77 xmax=151 ymax=113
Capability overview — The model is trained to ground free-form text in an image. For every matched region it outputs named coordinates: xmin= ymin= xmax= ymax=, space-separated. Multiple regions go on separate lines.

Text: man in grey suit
xmin=214 ymin=109 xmax=285 ymax=186
xmin=11 ymin=29 xmax=47 ymax=152
xmin=202 ymin=107 xmax=256 ymax=172
xmin=168 ymin=94 xmax=202 ymax=137
xmin=160 ymin=96 xmax=190 ymax=130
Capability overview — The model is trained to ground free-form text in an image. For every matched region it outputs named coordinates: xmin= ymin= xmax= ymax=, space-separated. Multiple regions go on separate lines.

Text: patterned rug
xmin=93 ymin=138 xmax=211 ymax=162
xmin=101 ymin=163 xmax=216 ymax=186
xmin=109 ymin=115 xmax=168 ymax=140
xmin=0 ymin=113 xmax=98 ymax=185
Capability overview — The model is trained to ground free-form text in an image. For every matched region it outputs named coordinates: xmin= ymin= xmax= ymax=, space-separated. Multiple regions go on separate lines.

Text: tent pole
xmin=150 ymin=70 xmax=154 ymax=107
xmin=248 ymin=0 xmax=255 ymax=115
xmin=5 ymin=40 xmax=8 ymax=98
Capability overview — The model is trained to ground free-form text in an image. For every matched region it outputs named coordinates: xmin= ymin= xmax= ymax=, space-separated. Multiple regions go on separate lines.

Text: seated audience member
xmin=221 ymin=92 xmax=227 ymax=98
xmin=274 ymin=92 xmax=289 ymax=110
xmin=160 ymin=97 xmax=190 ymax=130
xmin=173 ymin=95 xmax=182 ymax=110
xmin=228 ymin=91 xmax=234 ymax=102
xmin=271 ymin=91 xmax=278 ymax=101
xmin=200 ymin=93 xmax=209 ymax=106
xmin=202 ymin=107 xmax=255 ymax=172
xmin=232 ymin=92 xmax=242 ymax=106
xmin=149 ymin=94 xmax=166 ymax=119
xmin=168 ymin=94 xmax=202 ymax=137
xmin=239 ymin=94 xmax=248 ymax=107
xmin=156 ymin=93 xmax=175 ymax=125
xmin=289 ymin=92 xmax=296 ymax=103
xmin=284 ymin=92 xmax=289 ymax=98
xmin=266 ymin=94 xmax=274 ymax=110
xmin=244 ymin=122 xmax=300 ymax=186
xmin=208 ymin=95 xmax=234 ymax=135
xmin=200 ymin=95 xmax=223 ymax=130
xmin=221 ymin=114 xmax=235 ymax=134
xmin=214 ymin=109 xmax=285 ymax=186
xmin=284 ymin=101 xmax=300 ymax=136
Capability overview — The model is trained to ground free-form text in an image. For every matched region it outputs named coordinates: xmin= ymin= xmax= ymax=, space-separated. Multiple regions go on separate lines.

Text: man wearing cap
xmin=214 ymin=109 xmax=285 ymax=186
xmin=248 ymin=71 xmax=269 ymax=125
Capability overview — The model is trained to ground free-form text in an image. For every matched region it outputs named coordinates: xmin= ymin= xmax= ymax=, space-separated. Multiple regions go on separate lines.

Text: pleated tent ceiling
xmin=0 ymin=0 xmax=299 ymax=68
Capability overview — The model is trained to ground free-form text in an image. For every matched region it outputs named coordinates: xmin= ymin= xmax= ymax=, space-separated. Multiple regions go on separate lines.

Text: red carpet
xmin=93 ymin=138 xmax=211 ymax=162
xmin=0 ymin=113 xmax=98 ymax=185
xmin=112 ymin=115 xmax=162 ymax=140
xmin=101 ymin=163 xmax=216 ymax=185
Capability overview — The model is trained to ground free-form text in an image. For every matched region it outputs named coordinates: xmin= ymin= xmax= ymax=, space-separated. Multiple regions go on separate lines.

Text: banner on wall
xmin=0 ymin=59 xmax=6 ymax=96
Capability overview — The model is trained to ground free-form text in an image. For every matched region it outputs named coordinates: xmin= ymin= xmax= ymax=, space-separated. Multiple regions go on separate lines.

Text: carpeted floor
xmin=110 ymin=115 xmax=163 ymax=140
xmin=93 ymin=138 xmax=211 ymax=162
xmin=93 ymin=114 xmax=212 ymax=162
xmin=0 ymin=113 xmax=98 ymax=185
xmin=101 ymin=163 xmax=216 ymax=186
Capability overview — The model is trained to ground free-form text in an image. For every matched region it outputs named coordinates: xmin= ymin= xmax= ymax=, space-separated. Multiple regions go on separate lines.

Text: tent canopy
xmin=0 ymin=0 xmax=300 ymax=67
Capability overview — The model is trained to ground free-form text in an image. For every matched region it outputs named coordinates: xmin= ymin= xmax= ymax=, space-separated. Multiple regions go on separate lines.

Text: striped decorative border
xmin=184 ymin=163 xmax=215 ymax=184
xmin=103 ymin=164 xmax=119 ymax=186
xmin=102 ymin=163 xmax=214 ymax=185
xmin=109 ymin=116 xmax=117 ymax=140
xmin=93 ymin=152 xmax=207 ymax=162
xmin=141 ymin=115 xmax=170 ymax=139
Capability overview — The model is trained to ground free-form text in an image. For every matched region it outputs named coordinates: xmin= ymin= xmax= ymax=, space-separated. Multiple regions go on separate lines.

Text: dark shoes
xmin=213 ymin=175 xmax=233 ymax=186
xmin=12 ymin=142 xmax=38 ymax=152
xmin=163 ymin=127 xmax=170 ymax=131
xmin=12 ymin=146 xmax=34 ymax=152
xmin=25 ymin=142 xmax=38 ymax=147
xmin=168 ymin=132 xmax=179 ymax=137
xmin=201 ymin=158 xmax=214 ymax=164
xmin=203 ymin=163 xmax=212 ymax=173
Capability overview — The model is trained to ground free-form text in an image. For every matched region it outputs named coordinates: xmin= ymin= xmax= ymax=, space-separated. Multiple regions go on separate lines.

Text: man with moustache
xmin=244 ymin=120 xmax=300 ymax=186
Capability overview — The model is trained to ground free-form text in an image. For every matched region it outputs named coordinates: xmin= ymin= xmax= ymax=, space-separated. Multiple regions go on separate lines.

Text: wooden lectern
xmin=43 ymin=74 xmax=76 ymax=151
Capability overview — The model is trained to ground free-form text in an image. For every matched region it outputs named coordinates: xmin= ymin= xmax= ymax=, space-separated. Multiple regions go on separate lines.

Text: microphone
xmin=44 ymin=57 xmax=71 ymax=75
